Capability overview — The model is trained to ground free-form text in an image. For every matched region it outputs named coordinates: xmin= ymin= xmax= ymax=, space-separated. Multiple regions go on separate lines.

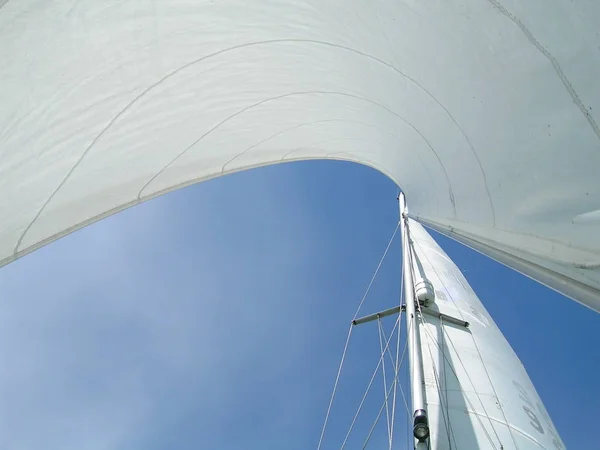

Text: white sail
xmin=0 ymin=0 xmax=599 ymax=310
xmin=408 ymin=218 xmax=564 ymax=449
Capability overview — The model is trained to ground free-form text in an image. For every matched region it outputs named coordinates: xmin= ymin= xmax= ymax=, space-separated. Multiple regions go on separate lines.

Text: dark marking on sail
xmin=487 ymin=0 xmax=600 ymax=142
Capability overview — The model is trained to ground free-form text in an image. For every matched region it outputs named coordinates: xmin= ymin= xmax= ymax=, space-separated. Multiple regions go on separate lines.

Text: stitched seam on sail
xmin=221 ymin=118 xmax=440 ymax=211
xmin=377 ymin=320 xmax=393 ymax=448
xmin=137 ymin=91 xmax=456 ymax=212
xmin=486 ymin=0 xmax=600 ymax=142
xmin=421 ymin=324 xmax=499 ymax=450
xmin=420 ymin=313 xmax=455 ymax=448
xmin=413 ymin=235 xmax=519 ymax=448
xmin=412 ymin=237 xmax=503 ymax=448
xmin=15 ymin=37 xmax=488 ymax=253
xmin=6 ymin=157 xmax=395 ymax=267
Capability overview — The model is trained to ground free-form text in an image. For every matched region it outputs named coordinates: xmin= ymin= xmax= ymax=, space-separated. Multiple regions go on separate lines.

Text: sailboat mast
xmin=350 ymin=194 xmax=563 ymax=448
xmin=399 ymin=193 xmax=429 ymax=447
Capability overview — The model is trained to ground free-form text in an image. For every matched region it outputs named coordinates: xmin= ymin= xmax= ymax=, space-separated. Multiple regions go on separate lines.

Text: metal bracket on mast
xmin=352 ymin=305 xmax=469 ymax=329
xmin=351 ymin=306 xmax=401 ymax=326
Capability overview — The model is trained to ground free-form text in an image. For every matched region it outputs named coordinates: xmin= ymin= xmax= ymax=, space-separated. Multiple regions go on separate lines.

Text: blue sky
xmin=0 ymin=161 xmax=597 ymax=449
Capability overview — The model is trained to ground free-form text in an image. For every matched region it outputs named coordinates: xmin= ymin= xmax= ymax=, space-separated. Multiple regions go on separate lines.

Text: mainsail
xmin=0 ymin=0 xmax=599 ymax=310
xmin=0 ymin=1 xmax=597 ymax=448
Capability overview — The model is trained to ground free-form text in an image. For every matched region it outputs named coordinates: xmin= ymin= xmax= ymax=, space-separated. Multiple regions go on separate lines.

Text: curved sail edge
xmin=1 ymin=0 xmax=599 ymax=315
xmin=415 ymin=216 xmax=600 ymax=313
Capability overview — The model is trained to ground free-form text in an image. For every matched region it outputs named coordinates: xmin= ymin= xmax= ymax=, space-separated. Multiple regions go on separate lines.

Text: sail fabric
xmin=408 ymin=218 xmax=564 ymax=449
xmin=1 ymin=0 xmax=599 ymax=309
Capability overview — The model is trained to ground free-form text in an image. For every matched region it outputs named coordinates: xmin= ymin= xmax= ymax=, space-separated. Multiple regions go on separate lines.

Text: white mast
xmin=400 ymin=193 xmax=429 ymax=447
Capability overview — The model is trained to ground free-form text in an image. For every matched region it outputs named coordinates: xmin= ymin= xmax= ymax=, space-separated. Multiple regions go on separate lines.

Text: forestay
xmin=1 ymin=0 xmax=599 ymax=309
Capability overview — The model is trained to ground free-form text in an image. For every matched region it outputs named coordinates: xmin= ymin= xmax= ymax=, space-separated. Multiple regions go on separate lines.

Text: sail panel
xmin=415 ymin=216 xmax=600 ymax=312
xmin=1 ymin=0 xmax=599 ymax=309
xmin=409 ymin=218 xmax=564 ymax=450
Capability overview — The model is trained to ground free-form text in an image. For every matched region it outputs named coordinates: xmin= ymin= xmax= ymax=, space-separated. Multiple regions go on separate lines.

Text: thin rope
xmin=389 ymin=250 xmax=404 ymax=450
xmin=380 ymin=318 xmax=411 ymax=418
xmin=419 ymin=309 xmax=450 ymax=442
xmin=411 ymin=237 xmax=504 ymax=449
xmin=441 ymin=326 xmax=500 ymax=450
xmin=405 ymin=336 xmax=410 ymax=450
xmin=469 ymin=323 xmax=519 ymax=450
xmin=440 ymin=316 xmax=459 ymax=449
xmin=339 ymin=316 xmax=400 ymax=450
xmin=409 ymin=275 xmax=453 ymax=450
xmin=361 ymin=325 xmax=411 ymax=450
xmin=419 ymin=320 xmax=499 ymax=450
xmin=316 ymin=220 xmax=400 ymax=450
xmin=418 ymin=310 xmax=454 ymax=449
xmin=361 ymin=378 xmax=397 ymax=449
xmin=377 ymin=319 xmax=392 ymax=448
xmin=316 ymin=325 xmax=353 ymax=450
xmin=352 ymin=221 xmax=400 ymax=320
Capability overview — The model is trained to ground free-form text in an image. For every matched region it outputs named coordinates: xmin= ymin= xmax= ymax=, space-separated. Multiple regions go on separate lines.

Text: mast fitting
xmin=414 ymin=277 xmax=435 ymax=306
xmin=413 ymin=409 xmax=430 ymax=441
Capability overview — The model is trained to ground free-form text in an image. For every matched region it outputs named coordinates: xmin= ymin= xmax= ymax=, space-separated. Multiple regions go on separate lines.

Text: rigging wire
xmin=405 ymin=348 xmax=410 ymax=450
xmin=316 ymin=325 xmax=354 ymax=450
xmin=381 ymin=322 xmax=410 ymax=416
xmin=389 ymin=248 xmax=404 ymax=450
xmin=440 ymin=316 xmax=459 ymax=449
xmin=418 ymin=309 xmax=456 ymax=449
xmin=339 ymin=316 xmax=401 ymax=450
xmin=361 ymin=377 xmax=397 ymax=450
xmin=469 ymin=323 xmax=519 ymax=450
xmin=410 ymin=237 xmax=504 ymax=450
xmin=380 ymin=319 xmax=411 ymax=418
xmin=406 ymin=239 xmax=453 ymax=448
xmin=316 ymin=220 xmax=401 ymax=450
xmin=352 ymin=221 xmax=400 ymax=320
xmin=418 ymin=315 xmax=499 ymax=450
xmin=440 ymin=325 xmax=501 ymax=450
xmin=377 ymin=319 xmax=392 ymax=448
xmin=361 ymin=324 xmax=410 ymax=450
